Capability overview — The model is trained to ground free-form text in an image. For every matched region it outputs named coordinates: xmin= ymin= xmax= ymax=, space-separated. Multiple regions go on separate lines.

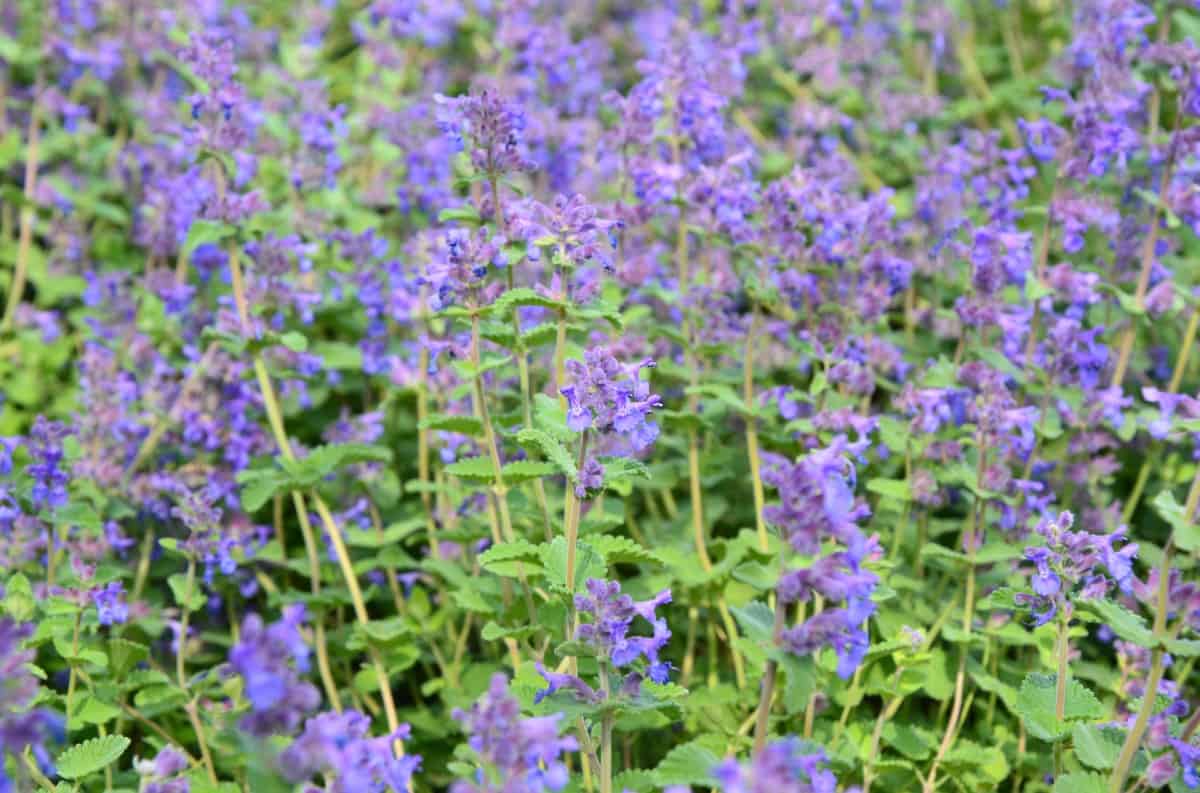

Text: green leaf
xmin=181 ymin=219 xmax=236 ymax=259
xmin=866 ymin=477 xmax=910 ymax=502
xmin=3 ymin=573 xmax=34 ymax=621
xmin=653 ymin=740 xmax=723 ymax=786
xmin=1072 ymin=724 xmax=1124 ymax=770
xmin=1053 ymin=772 xmax=1107 ymax=793
xmin=1151 ymin=490 xmax=1200 ymax=552
xmin=54 ymin=735 xmax=131 ymax=779
xmin=1015 ymin=673 xmax=1105 ymax=742
xmin=418 ymin=414 xmax=484 ymax=435
xmin=278 ymin=331 xmax=308 ymax=352
xmin=588 ymin=535 xmax=662 ymax=565
xmin=108 ymin=638 xmax=149 ymax=679
xmin=516 ymin=428 xmax=578 ymax=480
xmin=1079 ymin=598 xmax=1153 ymax=647
xmin=481 ymin=622 xmax=538 ymax=642
xmin=540 ymin=537 xmax=604 ymax=593
xmin=443 ymin=456 xmax=495 ymax=480
xmin=502 ymin=460 xmax=559 ymax=483
xmin=492 ymin=287 xmax=565 ymax=316
xmin=71 ymin=694 xmax=122 ymax=726
xmin=280 ymin=443 xmax=393 ymax=486
xmin=168 ymin=574 xmax=206 ymax=611
xmin=730 ymin=601 xmax=776 ymax=645
xmin=436 ymin=205 xmax=482 ymax=225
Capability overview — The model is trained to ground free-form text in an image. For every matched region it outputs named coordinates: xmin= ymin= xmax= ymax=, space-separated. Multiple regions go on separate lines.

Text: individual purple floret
xmin=137 ymin=745 xmax=190 ymax=793
xmin=1014 ymin=510 xmax=1138 ymax=626
xmin=228 ymin=604 xmax=320 ymax=736
xmin=91 ymin=581 xmax=128 ymax=626
xmin=279 ymin=710 xmax=420 ymax=792
xmin=451 ymin=674 xmax=577 ymax=793
xmin=711 ymin=737 xmax=839 ymax=793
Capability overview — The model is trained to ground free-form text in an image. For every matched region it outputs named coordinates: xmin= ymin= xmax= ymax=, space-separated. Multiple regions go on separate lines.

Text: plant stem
xmin=1108 ymin=543 xmax=1174 ymax=793
xmin=743 ymin=305 xmax=769 ymax=553
xmin=65 ymin=612 xmax=81 ymax=731
xmin=292 ymin=490 xmax=342 ymax=711
xmin=753 ymin=604 xmax=787 ymax=754
xmin=176 ymin=558 xmax=218 ymax=784
xmin=1110 ymin=101 xmax=1183 ymax=389
xmin=227 ymin=243 xmax=406 ymax=759
xmin=863 ymin=668 xmax=906 ymax=793
xmin=0 ymin=72 xmax=42 ymax=334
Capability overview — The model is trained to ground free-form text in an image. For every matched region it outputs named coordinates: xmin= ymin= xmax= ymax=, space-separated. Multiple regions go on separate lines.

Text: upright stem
xmin=176 ymin=558 xmax=218 ymax=784
xmin=1108 ymin=544 xmax=1173 ymax=793
xmin=1055 ymin=613 xmax=1070 ymax=723
xmin=227 ymin=244 xmax=405 ymax=759
xmin=1110 ymin=104 xmax=1183 ymax=389
xmin=744 ymin=306 xmax=768 ymax=552
xmin=599 ymin=664 xmax=614 ymax=793
xmin=753 ymin=604 xmax=787 ymax=754
xmin=292 ymin=490 xmax=342 ymax=711
xmin=0 ymin=73 xmax=42 ymax=334
xmin=65 ymin=612 xmax=81 ymax=731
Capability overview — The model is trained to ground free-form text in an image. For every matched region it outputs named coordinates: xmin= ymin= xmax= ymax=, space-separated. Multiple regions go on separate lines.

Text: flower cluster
xmin=279 ymin=711 xmax=420 ymax=793
xmin=227 ymin=605 xmax=320 ymax=736
xmin=1016 ymin=511 xmax=1138 ymax=625
xmin=451 ymin=674 xmax=576 ymax=793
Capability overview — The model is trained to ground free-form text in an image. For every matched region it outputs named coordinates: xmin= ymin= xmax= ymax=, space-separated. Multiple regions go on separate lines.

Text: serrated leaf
xmin=478 ymin=539 xmax=542 ymax=566
xmin=540 ymin=537 xmax=604 ymax=593
xmin=653 ymin=740 xmax=722 ymax=786
xmin=1015 ymin=673 xmax=1105 ymax=742
xmin=516 ymin=428 xmax=578 ymax=480
xmin=443 ymin=456 xmax=495 ymax=480
xmin=588 ymin=535 xmax=662 ymax=565
xmin=108 ymin=638 xmax=148 ymax=679
xmin=481 ymin=622 xmax=538 ymax=641
xmin=1072 ymin=724 xmax=1124 ymax=770
xmin=1151 ymin=490 xmax=1200 ymax=552
xmin=418 ymin=414 xmax=484 ymax=435
xmin=1053 ymin=772 xmax=1107 ymax=793
xmin=71 ymin=694 xmax=121 ymax=725
xmin=1079 ymin=598 xmax=1153 ymax=647
xmin=502 ymin=460 xmax=559 ymax=483
xmin=492 ymin=287 xmax=565 ymax=316
xmin=436 ymin=205 xmax=481 ymax=224
xmin=731 ymin=601 xmax=776 ymax=645
xmin=55 ymin=735 xmax=131 ymax=779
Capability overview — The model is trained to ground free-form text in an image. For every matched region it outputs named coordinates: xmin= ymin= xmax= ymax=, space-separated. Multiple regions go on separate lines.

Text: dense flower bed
xmin=1 ymin=1 xmax=1200 ymax=792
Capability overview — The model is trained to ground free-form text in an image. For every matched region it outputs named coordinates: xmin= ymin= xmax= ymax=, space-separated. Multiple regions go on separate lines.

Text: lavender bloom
xmin=562 ymin=348 xmax=661 ymax=450
xmin=91 ymin=581 xmax=128 ymax=626
xmin=228 ymin=605 xmax=320 ymax=736
xmin=26 ymin=416 xmax=71 ymax=512
xmin=1172 ymin=739 xmax=1200 ymax=788
xmin=451 ymin=674 xmax=577 ymax=793
xmin=435 ymin=89 xmax=534 ymax=177
xmin=760 ymin=437 xmax=869 ymax=554
xmin=137 ymin=746 xmax=190 ymax=793
xmin=573 ymin=579 xmax=672 ymax=678
xmin=0 ymin=619 xmax=62 ymax=788
xmin=424 ymin=227 xmax=508 ymax=310
xmin=279 ymin=711 xmax=420 ymax=792
xmin=515 ymin=194 xmax=621 ymax=272
xmin=1014 ymin=511 xmax=1138 ymax=626
xmin=711 ymin=738 xmax=839 ymax=793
